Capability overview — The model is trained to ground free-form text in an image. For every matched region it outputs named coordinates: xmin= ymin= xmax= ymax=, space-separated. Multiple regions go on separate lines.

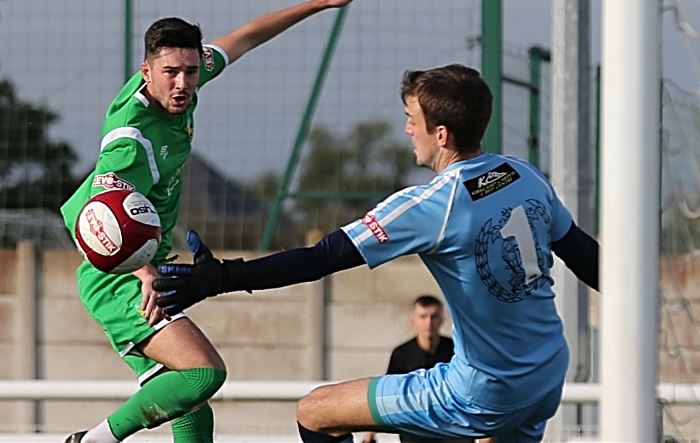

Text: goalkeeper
xmin=60 ymin=1 xmax=352 ymax=443
xmin=155 ymin=64 xmax=600 ymax=443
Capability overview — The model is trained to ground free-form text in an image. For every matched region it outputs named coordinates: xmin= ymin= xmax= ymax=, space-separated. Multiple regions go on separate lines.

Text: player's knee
xmin=296 ymin=393 xmax=315 ymax=429
xmin=180 ymin=367 xmax=227 ymax=406
xmin=296 ymin=387 xmax=326 ymax=431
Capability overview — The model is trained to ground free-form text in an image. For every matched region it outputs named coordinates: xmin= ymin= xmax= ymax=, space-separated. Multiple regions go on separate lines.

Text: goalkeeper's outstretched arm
xmin=154 ymin=229 xmax=365 ymax=314
xmin=245 ymin=229 xmax=365 ymax=289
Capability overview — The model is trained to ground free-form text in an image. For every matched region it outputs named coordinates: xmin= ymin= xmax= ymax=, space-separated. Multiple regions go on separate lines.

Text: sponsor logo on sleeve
xmin=92 ymin=172 xmax=135 ymax=191
xmin=202 ymin=47 xmax=215 ymax=72
xmin=361 ymin=214 xmax=389 ymax=244
xmin=464 ymin=162 xmax=520 ymax=201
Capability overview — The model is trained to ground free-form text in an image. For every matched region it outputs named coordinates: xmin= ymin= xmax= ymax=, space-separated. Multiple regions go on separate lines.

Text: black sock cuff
xmin=297 ymin=421 xmax=352 ymax=443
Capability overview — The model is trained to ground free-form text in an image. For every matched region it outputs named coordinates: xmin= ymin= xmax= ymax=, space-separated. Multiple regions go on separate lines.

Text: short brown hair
xmin=144 ymin=17 xmax=203 ymax=61
xmin=413 ymin=295 xmax=443 ymax=309
xmin=401 ymin=64 xmax=493 ymax=153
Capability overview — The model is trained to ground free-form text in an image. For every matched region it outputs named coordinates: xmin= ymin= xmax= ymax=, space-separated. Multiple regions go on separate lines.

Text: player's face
xmin=141 ymin=47 xmax=200 ymax=115
xmin=404 ymin=95 xmax=440 ymax=170
xmin=411 ymin=303 xmax=444 ymax=340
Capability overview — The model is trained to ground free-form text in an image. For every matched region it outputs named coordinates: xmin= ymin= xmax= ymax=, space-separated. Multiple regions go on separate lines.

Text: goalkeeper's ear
xmin=186 ymin=230 xmax=214 ymax=263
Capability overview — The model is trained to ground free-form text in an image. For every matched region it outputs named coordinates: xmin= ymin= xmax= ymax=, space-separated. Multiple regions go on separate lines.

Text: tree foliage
xmin=248 ymin=120 xmax=416 ymax=246
xmin=295 ymin=121 xmax=415 ymax=235
xmin=0 ymin=79 xmax=81 ymax=212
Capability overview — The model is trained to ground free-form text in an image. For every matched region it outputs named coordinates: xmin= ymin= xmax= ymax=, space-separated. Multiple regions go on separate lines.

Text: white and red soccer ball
xmin=75 ymin=189 xmax=161 ymax=274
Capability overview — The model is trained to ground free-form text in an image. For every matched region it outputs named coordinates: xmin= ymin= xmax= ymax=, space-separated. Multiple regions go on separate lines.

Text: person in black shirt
xmin=363 ymin=295 xmax=475 ymax=443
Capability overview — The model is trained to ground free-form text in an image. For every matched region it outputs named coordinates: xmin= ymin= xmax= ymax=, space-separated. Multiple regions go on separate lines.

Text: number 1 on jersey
xmin=500 ymin=205 xmax=542 ymax=284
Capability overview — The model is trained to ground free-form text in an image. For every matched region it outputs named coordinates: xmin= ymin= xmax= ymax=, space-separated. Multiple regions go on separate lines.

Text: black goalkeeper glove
xmin=153 ymin=230 xmax=250 ymax=315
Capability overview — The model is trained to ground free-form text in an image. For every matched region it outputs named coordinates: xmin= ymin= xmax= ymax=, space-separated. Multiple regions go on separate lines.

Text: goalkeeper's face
xmin=404 ymin=95 xmax=441 ymax=172
xmin=141 ymin=47 xmax=200 ymax=115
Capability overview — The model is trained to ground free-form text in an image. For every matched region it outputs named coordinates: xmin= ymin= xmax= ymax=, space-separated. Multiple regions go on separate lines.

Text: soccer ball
xmin=75 ymin=189 xmax=161 ymax=274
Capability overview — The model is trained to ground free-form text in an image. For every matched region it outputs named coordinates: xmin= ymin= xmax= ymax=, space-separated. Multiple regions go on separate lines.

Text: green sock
xmin=171 ymin=403 xmax=215 ymax=442
xmin=107 ymin=368 xmax=226 ymax=440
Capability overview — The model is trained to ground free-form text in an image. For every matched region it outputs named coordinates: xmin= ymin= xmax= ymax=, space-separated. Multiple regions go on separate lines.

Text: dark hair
xmin=413 ymin=295 xmax=443 ymax=308
xmin=401 ymin=64 xmax=493 ymax=153
xmin=144 ymin=17 xmax=203 ymax=61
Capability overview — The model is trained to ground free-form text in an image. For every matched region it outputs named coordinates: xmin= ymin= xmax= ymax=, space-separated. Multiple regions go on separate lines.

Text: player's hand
xmin=154 ymin=231 xmax=249 ymax=315
xmin=133 ymin=264 xmax=170 ymax=326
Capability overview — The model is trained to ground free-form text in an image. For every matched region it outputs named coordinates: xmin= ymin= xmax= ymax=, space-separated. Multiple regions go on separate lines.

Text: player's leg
xmin=169 ymin=402 xmax=215 ymax=443
xmin=104 ymin=317 xmax=226 ymax=440
xmin=109 ymin=362 xmax=217 ymax=442
xmin=70 ymin=329 xmax=225 ymax=443
xmin=367 ymin=367 xmax=494 ymax=441
xmin=138 ymin=315 xmax=225 ymax=370
xmin=138 ymin=316 xmax=225 ymax=442
xmin=297 ymin=378 xmax=381 ymax=443
xmin=296 ymin=374 xmax=486 ymax=442
xmin=67 ymin=266 xmax=225 ymax=442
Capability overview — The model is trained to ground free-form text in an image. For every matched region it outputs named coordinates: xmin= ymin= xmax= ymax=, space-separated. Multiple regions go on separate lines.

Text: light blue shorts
xmin=368 ymin=363 xmax=563 ymax=443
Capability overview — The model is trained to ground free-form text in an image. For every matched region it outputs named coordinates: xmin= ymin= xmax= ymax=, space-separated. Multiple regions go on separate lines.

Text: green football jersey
xmin=61 ymin=44 xmax=229 ymax=265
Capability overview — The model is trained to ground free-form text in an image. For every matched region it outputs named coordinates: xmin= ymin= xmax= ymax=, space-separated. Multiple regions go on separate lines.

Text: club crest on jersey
xmin=474 ymin=200 xmax=549 ymax=303
xmin=464 ymin=163 xmax=520 ymax=201
xmin=92 ymin=172 xmax=135 ymax=191
xmin=361 ymin=214 xmax=389 ymax=244
xmin=202 ymin=47 xmax=215 ymax=72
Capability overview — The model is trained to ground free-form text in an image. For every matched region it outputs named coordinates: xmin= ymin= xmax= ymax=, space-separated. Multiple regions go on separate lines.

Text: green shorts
xmin=76 ymin=260 xmax=186 ymax=383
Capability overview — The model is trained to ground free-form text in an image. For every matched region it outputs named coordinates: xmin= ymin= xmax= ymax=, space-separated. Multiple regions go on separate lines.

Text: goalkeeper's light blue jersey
xmin=342 ymin=153 xmax=574 ymax=410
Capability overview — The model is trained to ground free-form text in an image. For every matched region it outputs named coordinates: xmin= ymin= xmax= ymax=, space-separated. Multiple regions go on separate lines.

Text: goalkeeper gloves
xmin=153 ymin=230 xmax=250 ymax=315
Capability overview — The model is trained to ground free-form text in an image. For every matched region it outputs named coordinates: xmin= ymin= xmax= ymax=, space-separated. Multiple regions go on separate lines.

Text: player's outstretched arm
xmin=212 ymin=0 xmax=352 ymax=64
xmin=153 ymin=231 xmax=252 ymax=314
xmin=154 ymin=229 xmax=365 ymax=314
